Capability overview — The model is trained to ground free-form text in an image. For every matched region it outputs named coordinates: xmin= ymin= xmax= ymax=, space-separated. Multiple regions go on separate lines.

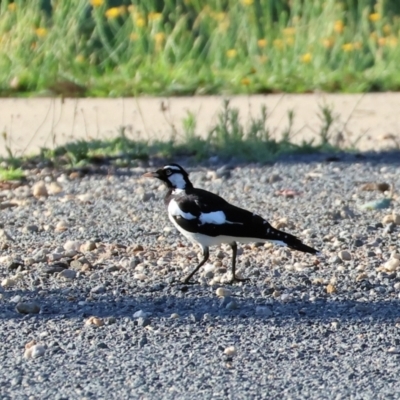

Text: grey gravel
xmin=1 ymin=156 xmax=400 ymax=399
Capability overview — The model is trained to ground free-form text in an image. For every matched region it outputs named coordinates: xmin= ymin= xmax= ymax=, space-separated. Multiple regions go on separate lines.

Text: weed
xmin=0 ymin=167 xmax=25 ymax=181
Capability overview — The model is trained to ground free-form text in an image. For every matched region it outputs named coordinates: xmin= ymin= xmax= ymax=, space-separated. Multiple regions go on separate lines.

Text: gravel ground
xmin=1 ymin=154 xmax=400 ymax=399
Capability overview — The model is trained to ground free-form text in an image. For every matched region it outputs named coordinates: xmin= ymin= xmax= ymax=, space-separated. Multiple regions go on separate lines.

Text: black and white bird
xmin=144 ymin=164 xmax=319 ymax=284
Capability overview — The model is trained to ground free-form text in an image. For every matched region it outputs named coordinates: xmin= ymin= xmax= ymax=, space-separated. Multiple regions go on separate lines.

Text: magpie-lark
xmin=144 ymin=164 xmax=320 ymax=284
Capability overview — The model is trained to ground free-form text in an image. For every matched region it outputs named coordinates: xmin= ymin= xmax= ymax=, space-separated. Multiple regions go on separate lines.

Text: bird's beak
xmin=143 ymin=171 xmax=158 ymax=178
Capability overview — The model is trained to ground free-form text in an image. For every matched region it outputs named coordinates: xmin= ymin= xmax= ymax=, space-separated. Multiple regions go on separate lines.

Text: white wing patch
xmin=199 ymin=211 xmax=243 ymax=225
xmin=168 ymin=199 xmax=196 ymax=220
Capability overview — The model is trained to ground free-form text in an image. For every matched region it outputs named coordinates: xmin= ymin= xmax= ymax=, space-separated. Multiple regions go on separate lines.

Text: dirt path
xmin=1 ymin=93 xmax=400 ymax=157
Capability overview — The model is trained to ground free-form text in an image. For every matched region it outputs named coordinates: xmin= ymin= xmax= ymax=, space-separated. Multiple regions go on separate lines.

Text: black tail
xmin=269 ymin=227 xmax=319 ymax=255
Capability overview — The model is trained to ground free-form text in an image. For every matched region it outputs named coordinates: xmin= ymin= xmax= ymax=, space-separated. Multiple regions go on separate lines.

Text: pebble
xmin=338 ymin=250 xmax=352 ymax=261
xmin=255 ymin=306 xmax=273 ymax=317
xmin=57 ymin=269 xmax=77 ymax=280
xmin=326 ymin=284 xmax=337 ymax=294
xmin=55 ymin=220 xmax=69 ymax=232
xmin=133 ymin=310 xmax=149 ymax=318
xmin=15 ymin=301 xmax=41 ymax=314
xmin=216 ymin=287 xmax=232 ymax=297
xmin=24 ymin=342 xmax=46 ymax=359
xmin=226 ymin=300 xmax=238 ymax=310
xmin=382 ymin=259 xmax=400 ymax=272
xmin=32 ymin=181 xmax=48 ymax=197
xmin=63 ymin=240 xmax=82 ymax=252
xmin=80 ymin=241 xmax=96 ymax=252
xmin=91 ymin=284 xmax=106 ymax=294
xmin=85 ymin=316 xmax=105 ymax=327
xmin=224 ymin=346 xmax=237 ymax=356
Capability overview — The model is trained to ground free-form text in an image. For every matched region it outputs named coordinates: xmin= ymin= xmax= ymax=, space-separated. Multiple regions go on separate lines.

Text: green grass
xmin=1 ymin=100 xmax=346 ymax=169
xmin=0 ymin=167 xmax=25 ymax=181
xmin=1 ymin=0 xmax=400 ymax=96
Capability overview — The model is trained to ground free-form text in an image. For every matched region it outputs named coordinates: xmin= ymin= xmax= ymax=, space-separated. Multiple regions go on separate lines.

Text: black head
xmin=143 ymin=164 xmax=192 ymax=190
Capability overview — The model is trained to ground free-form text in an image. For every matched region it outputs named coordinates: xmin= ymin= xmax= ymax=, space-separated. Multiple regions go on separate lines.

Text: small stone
xmin=85 ymin=316 xmax=104 ymax=327
xmin=10 ymin=295 xmax=21 ymax=303
xmin=326 ymin=284 xmax=337 ymax=294
xmin=170 ymin=313 xmax=180 ymax=319
xmin=91 ymin=285 xmax=106 ymax=294
xmin=32 ymin=181 xmax=48 ymax=197
xmin=224 ymin=346 xmax=236 ymax=356
xmin=23 ymin=225 xmax=39 ymax=234
xmin=55 ymin=220 xmax=69 ymax=232
xmin=331 ymin=321 xmax=340 ymax=329
xmin=63 ymin=240 xmax=81 ymax=252
xmin=383 ymin=215 xmax=394 ymax=224
xmin=16 ymin=301 xmax=41 ymax=314
xmin=137 ymin=317 xmax=151 ymax=327
xmin=77 ymin=193 xmax=93 ymax=202
xmin=1 ymin=277 xmax=16 ymax=287
xmin=216 ymin=287 xmax=232 ymax=297
xmin=133 ymin=310 xmax=148 ymax=318
xmin=24 ymin=341 xmax=46 ymax=359
xmin=80 ymin=241 xmax=96 ymax=252
xmin=383 ymin=258 xmax=400 ymax=272
xmin=255 ymin=306 xmax=273 ymax=317
xmin=57 ymin=269 xmax=77 ymax=280
xmin=47 ymin=182 xmax=63 ymax=195
xmin=225 ymin=300 xmax=238 ymax=310
xmin=393 ymin=213 xmax=400 ymax=225
xmin=338 ymin=250 xmax=351 ymax=261
xmin=142 ymin=192 xmax=155 ymax=202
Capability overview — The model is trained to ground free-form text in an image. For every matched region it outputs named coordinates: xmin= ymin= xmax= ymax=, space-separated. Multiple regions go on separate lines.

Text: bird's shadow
xmin=1 ymin=283 xmax=400 ymax=325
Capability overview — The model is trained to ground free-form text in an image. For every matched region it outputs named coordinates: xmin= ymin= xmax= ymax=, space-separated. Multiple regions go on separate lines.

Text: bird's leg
xmin=229 ymin=242 xmax=249 ymax=283
xmin=182 ymin=247 xmax=210 ymax=284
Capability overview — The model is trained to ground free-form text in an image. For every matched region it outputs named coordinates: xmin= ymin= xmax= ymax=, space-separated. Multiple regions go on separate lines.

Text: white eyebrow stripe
xmin=164 ymin=165 xmax=181 ymax=171
xmin=168 ymin=199 xmax=196 ymax=220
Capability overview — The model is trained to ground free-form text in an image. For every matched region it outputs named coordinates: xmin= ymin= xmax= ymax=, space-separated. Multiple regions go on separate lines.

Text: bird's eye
xmin=165 ymin=169 xmax=172 ymax=176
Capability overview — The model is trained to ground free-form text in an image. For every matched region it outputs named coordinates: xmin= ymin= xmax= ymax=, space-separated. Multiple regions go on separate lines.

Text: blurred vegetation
xmin=1 ymin=0 xmax=400 ymax=96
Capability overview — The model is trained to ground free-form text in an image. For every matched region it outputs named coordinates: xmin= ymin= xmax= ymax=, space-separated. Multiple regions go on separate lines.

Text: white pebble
xmin=383 ymin=258 xmax=400 ymax=271
xmin=63 ymin=240 xmax=82 ymax=252
xmin=10 ymin=295 xmax=21 ymax=303
xmin=216 ymin=287 xmax=232 ymax=297
xmin=224 ymin=346 xmax=237 ymax=356
xmin=55 ymin=220 xmax=69 ymax=232
xmin=170 ymin=313 xmax=180 ymax=319
xmin=133 ymin=310 xmax=148 ymax=318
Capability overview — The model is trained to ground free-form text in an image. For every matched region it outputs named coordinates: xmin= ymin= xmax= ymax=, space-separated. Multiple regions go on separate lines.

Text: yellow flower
xmin=226 ymin=49 xmax=237 ymax=58
xmin=387 ymin=36 xmax=398 ymax=47
xmin=258 ymin=55 xmax=268 ymax=64
xmin=35 ymin=28 xmax=48 ymax=38
xmin=322 ymin=38 xmax=334 ymax=48
xmin=75 ymin=54 xmax=85 ymax=63
xmin=300 ymin=52 xmax=312 ymax=63
xmin=370 ymin=31 xmax=378 ymax=41
xmin=285 ymin=37 xmax=294 ymax=46
xmin=213 ymin=12 xmax=226 ymax=22
xmin=334 ymin=20 xmax=344 ymax=34
xmin=378 ymin=37 xmax=386 ymax=46
xmin=369 ymin=13 xmax=380 ymax=22
xmin=383 ymin=24 xmax=391 ymax=35
xmin=90 ymin=0 xmax=104 ymax=6
xmin=130 ymin=33 xmax=139 ymax=41
xmin=241 ymin=0 xmax=254 ymax=5
xmin=241 ymin=77 xmax=251 ymax=86
xmin=283 ymin=27 xmax=296 ymax=36
xmin=257 ymin=39 xmax=267 ymax=48
xmin=342 ymin=43 xmax=354 ymax=52
xmin=148 ymin=12 xmax=162 ymax=22
xmin=105 ymin=7 xmax=121 ymax=19
xmin=273 ymin=39 xmax=284 ymax=49
xmin=135 ymin=17 xmax=146 ymax=27
xmin=154 ymin=32 xmax=165 ymax=45
xmin=8 ymin=3 xmax=16 ymax=11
